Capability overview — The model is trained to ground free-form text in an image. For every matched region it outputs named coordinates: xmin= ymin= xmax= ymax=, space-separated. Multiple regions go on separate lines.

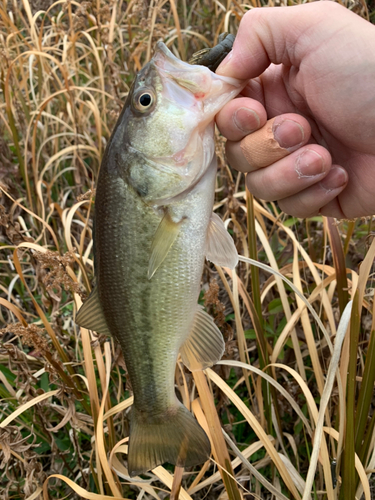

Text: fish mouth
xmin=148 ymin=43 xmax=220 ymax=177
xmin=153 ymin=42 xmax=244 ymax=95
xmin=153 ymin=42 xmax=213 ymax=100
xmin=152 ymin=41 xmax=246 ymax=127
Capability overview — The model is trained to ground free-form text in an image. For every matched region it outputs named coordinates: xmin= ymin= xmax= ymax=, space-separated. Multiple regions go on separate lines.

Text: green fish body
xmin=77 ymin=43 xmax=245 ymax=476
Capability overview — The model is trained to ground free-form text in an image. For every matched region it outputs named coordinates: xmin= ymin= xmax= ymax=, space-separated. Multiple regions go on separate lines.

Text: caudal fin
xmin=128 ymin=402 xmax=210 ymax=477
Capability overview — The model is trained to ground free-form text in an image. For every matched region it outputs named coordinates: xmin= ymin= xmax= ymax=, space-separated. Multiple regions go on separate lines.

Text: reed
xmin=0 ymin=1 xmax=374 ymax=499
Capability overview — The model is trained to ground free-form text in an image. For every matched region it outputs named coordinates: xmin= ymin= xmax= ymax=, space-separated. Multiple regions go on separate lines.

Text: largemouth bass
xmin=76 ymin=42 xmax=245 ymax=476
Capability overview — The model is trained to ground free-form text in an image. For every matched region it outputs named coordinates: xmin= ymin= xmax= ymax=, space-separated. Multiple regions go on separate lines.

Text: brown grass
xmin=0 ymin=1 xmax=375 ymax=499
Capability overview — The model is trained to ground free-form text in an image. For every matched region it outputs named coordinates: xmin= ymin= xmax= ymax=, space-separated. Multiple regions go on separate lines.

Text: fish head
xmin=113 ymin=42 xmax=245 ymax=203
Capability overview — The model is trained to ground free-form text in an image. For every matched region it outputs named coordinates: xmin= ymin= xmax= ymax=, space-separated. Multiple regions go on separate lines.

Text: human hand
xmin=216 ymin=2 xmax=375 ymax=219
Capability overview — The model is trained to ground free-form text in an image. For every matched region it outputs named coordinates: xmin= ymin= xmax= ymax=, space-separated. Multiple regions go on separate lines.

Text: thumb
xmin=216 ymin=2 xmax=363 ymax=80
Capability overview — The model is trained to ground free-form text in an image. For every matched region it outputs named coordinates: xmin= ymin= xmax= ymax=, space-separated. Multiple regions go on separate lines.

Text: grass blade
xmin=206 ymin=368 xmax=302 ymax=500
xmin=355 ymin=326 xmax=375 ymax=456
xmin=326 ymin=217 xmax=349 ymax=315
xmin=193 ymin=370 xmax=242 ymax=500
xmin=339 ymin=292 xmax=359 ymax=500
xmin=302 ymin=300 xmax=352 ymax=500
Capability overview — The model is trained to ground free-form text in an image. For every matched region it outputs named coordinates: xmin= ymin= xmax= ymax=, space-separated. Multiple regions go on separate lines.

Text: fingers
xmin=240 ymin=133 xmax=348 ymax=218
xmin=277 ymin=166 xmax=349 ymax=218
xmin=225 ymin=114 xmax=311 ymax=172
xmin=216 ymin=98 xmax=349 ymax=219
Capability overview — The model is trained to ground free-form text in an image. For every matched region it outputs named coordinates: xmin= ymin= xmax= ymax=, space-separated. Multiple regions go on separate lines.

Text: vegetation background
xmin=1 ymin=0 xmax=375 ymax=499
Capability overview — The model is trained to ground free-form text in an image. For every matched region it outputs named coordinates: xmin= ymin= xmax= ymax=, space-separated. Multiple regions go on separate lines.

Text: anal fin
xmin=76 ymin=286 xmax=110 ymax=335
xmin=206 ymin=212 xmax=238 ymax=269
xmin=180 ymin=306 xmax=225 ymax=372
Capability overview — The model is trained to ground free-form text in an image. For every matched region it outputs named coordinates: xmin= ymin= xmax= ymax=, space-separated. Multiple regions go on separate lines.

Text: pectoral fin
xmin=76 ymin=286 xmax=110 ymax=335
xmin=148 ymin=211 xmax=182 ymax=280
xmin=180 ymin=306 xmax=225 ymax=371
xmin=206 ymin=212 xmax=238 ymax=269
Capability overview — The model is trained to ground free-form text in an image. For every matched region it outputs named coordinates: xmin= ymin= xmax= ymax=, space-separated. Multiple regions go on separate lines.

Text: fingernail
xmin=234 ymin=107 xmax=260 ymax=134
xmin=320 ymin=166 xmax=348 ymax=192
xmin=295 ymin=149 xmax=324 ymax=178
xmin=216 ymin=51 xmax=233 ymax=74
xmin=273 ymin=119 xmax=305 ymax=151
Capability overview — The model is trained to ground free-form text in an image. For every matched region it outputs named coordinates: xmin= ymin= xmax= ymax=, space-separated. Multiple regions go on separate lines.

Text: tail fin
xmin=128 ymin=402 xmax=210 ymax=477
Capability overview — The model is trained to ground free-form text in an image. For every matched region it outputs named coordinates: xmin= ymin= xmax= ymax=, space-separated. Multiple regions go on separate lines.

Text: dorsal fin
xmin=206 ymin=212 xmax=238 ymax=269
xmin=76 ymin=286 xmax=110 ymax=335
xmin=180 ymin=306 xmax=225 ymax=371
xmin=148 ymin=211 xmax=182 ymax=280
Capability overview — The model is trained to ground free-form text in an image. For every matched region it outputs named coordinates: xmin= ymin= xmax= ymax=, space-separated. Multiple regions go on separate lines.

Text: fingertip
xmin=240 ymin=114 xmax=311 ymax=170
xmin=295 ymin=146 xmax=331 ymax=179
xmin=233 ymin=107 xmax=261 ymax=134
xmin=216 ymin=97 xmax=267 ymax=141
xmin=273 ymin=118 xmax=310 ymax=151
xmin=319 ymin=165 xmax=348 ymax=193
xmin=277 ymin=164 xmax=349 ymax=218
xmin=216 ymin=51 xmax=233 ymax=76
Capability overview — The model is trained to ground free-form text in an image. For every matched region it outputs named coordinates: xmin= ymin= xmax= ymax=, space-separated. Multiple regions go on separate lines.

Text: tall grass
xmin=0 ymin=1 xmax=374 ymax=499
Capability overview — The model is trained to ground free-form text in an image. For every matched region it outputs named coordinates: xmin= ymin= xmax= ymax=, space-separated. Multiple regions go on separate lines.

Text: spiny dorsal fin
xmin=180 ymin=306 xmax=225 ymax=371
xmin=76 ymin=286 xmax=110 ymax=335
xmin=148 ymin=211 xmax=182 ymax=280
xmin=206 ymin=212 xmax=238 ymax=269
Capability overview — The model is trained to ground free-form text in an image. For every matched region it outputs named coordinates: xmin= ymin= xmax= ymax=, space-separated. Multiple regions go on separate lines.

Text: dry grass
xmin=0 ymin=1 xmax=375 ymax=499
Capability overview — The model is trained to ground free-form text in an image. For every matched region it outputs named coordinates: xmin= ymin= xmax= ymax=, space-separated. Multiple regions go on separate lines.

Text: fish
xmin=76 ymin=42 xmax=245 ymax=477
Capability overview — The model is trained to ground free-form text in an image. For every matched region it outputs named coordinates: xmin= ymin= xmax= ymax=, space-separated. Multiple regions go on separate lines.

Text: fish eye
xmin=132 ymin=90 xmax=156 ymax=113
xmin=139 ymin=93 xmax=152 ymax=107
